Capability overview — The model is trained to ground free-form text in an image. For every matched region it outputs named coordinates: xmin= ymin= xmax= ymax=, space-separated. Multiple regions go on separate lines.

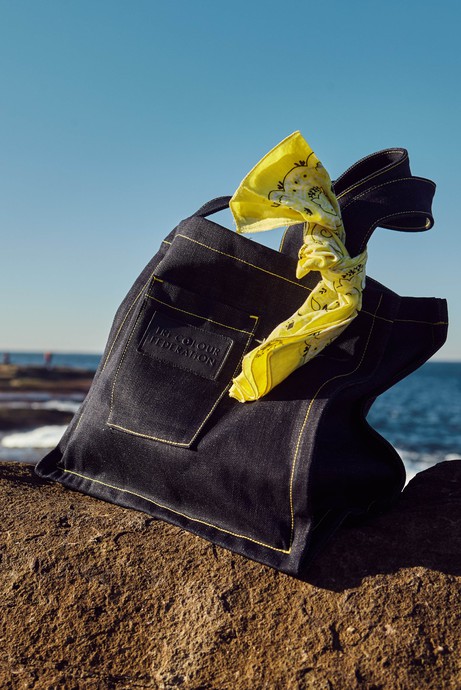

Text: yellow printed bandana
xmin=228 ymin=131 xmax=367 ymax=402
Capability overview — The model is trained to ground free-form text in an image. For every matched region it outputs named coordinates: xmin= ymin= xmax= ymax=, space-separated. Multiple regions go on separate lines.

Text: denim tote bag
xmin=35 ymin=147 xmax=448 ymax=576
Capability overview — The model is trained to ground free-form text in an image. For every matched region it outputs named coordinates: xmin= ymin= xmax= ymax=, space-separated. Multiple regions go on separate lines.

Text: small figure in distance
xmin=44 ymin=351 xmax=53 ymax=369
xmin=2 ymin=352 xmax=11 ymax=365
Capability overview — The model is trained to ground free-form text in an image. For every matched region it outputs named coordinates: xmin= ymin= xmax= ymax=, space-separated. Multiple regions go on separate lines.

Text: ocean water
xmin=0 ymin=354 xmax=460 ymax=481
xmin=2 ymin=351 xmax=101 ymax=371
xmin=367 ymin=361 xmax=461 ymax=481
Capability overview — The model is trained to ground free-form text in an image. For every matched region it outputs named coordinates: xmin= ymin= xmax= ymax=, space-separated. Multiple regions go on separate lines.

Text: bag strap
xmin=192 ymin=150 xmax=435 ymax=258
xmin=193 ymin=196 xmax=232 ymax=218
xmin=334 ymin=147 xmax=411 ymax=197
xmin=280 ymin=148 xmax=436 ymax=258
xmin=340 ymin=175 xmax=435 ymax=256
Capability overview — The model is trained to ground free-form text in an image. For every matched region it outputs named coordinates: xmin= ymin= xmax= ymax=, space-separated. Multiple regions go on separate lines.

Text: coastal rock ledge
xmin=1 ymin=461 xmax=460 ymax=690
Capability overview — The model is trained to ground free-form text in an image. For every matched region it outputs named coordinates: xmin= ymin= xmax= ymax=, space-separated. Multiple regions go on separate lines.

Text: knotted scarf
xmin=228 ymin=131 xmax=367 ymax=402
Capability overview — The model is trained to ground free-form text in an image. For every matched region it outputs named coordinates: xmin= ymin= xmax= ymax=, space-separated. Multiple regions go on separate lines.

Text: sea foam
xmin=1 ymin=425 xmax=67 ymax=449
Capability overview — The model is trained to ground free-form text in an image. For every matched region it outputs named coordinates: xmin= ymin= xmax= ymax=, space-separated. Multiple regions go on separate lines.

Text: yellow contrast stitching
xmin=145 ymin=294 xmax=255 ymax=335
xmin=82 ymin=302 xmax=381 ymax=555
xmin=75 ymin=265 xmax=162 ymax=434
xmin=175 ymin=233 xmax=311 ymax=291
xmin=189 ymin=315 xmax=259 ymax=445
xmin=61 ymin=468 xmax=290 ymax=553
xmin=108 ymin=282 xmax=259 ymax=445
xmin=341 ymin=178 xmax=435 ymax=211
xmin=394 ymin=318 xmax=448 ymax=326
xmin=360 ymin=211 xmax=433 ymax=252
xmin=107 ymin=315 xmax=259 ymax=447
xmin=359 ymin=311 xmax=447 ymax=326
xmin=162 ymin=240 xmax=172 ymax=245
xmin=107 ymin=302 xmax=193 ymax=447
xmin=336 ymin=155 xmax=407 ymax=199
xmin=107 ymin=298 xmax=200 ymax=447
xmin=361 ymin=309 xmax=393 ymax=323
xmin=74 ymin=410 xmax=85 ymax=433
xmin=106 ymin=423 xmax=190 ymax=446
xmin=287 ymin=295 xmax=382 ymax=545
xmin=102 ymin=270 xmax=158 ymax=373
xmin=108 ymin=301 xmax=146 ymax=427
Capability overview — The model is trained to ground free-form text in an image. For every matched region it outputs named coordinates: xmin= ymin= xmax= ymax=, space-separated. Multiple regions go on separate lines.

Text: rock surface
xmin=0 ymin=365 xmax=94 ymax=393
xmin=1 ymin=460 xmax=460 ymax=689
xmin=0 ymin=364 xmax=93 ymax=432
xmin=0 ymin=408 xmax=75 ymax=431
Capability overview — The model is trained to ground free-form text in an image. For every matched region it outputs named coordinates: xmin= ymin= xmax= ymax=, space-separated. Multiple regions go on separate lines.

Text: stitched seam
xmin=62 ymin=467 xmax=291 ymax=553
xmin=341 ymin=178 xmax=435 ymax=213
xmin=107 ymin=303 xmax=195 ymax=447
xmin=75 ymin=266 xmax=162 ymax=435
xmin=108 ymin=292 xmax=259 ymax=445
xmin=102 ymin=269 xmax=160 ymax=373
xmin=335 ymin=149 xmax=406 ymax=189
xmin=341 ymin=177 xmax=435 ymax=212
xmin=106 ymin=423 xmax=190 ymax=446
xmin=287 ymin=295 xmax=383 ymax=545
xmin=394 ymin=318 xmax=448 ymax=326
xmin=101 ymin=291 xmax=144 ymax=374
xmin=337 ymin=156 xmax=408 ymax=200
xmin=106 ymin=301 xmax=199 ymax=446
xmin=358 ymin=311 xmax=446 ymax=326
xmin=361 ymin=309 xmax=393 ymax=323
xmin=189 ymin=316 xmax=259 ymax=444
xmin=278 ymin=226 xmax=290 ymax=251
xmin=360 ymin=211 xmax=431 ymax=252
xmin=89 ymin=297 xmax=381 ymax=554
xmin=69 ymin=304 xmax=380 ymax=555
xmin=108 ymin=318 xmax=260 ymax=447
xmin=74 ymin=410 xmax=84 ymax=433
xmin=146 ymin=294 xmax=255 ymax=335
xmin=108 ymin=301 xmax=147 ymax=427
xmin=162 ymin=240 xmax=172 ymax=245
xmin=384 ymin=224 xmax=429 ymax=231
xmin=336 ymin=150 xmax=404 ymax=185
xmin=175 ymin=233 xmax=311 ymax=291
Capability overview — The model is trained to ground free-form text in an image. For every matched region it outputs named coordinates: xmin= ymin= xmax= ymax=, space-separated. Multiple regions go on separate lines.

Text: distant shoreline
xmin=0 ymin=365 xmax=93 ymax=433
xmin=0 ymin=364 xmax=95 ymax=394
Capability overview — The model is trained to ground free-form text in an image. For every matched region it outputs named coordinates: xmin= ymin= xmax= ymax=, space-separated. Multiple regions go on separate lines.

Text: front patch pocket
xmin=107 ymin=278 xmax=259 ymax=446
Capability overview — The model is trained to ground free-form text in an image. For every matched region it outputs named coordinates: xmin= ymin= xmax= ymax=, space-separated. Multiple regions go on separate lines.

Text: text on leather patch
xmin=139 ymin=311 xmax=234 ymax=380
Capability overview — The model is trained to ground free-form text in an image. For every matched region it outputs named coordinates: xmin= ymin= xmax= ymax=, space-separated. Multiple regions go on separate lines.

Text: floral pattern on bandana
xmin=228 ymin=131 xmax=367 ymax=403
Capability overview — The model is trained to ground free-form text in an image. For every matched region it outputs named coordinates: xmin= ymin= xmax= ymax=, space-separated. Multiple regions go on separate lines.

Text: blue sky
xmin=1 ymin=0 xmax=459 ymax=359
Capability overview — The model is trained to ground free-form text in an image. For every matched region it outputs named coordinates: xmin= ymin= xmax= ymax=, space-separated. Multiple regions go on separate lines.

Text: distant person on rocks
xmin=44 ymin=351 xmax=53 ymax=369
xmin=2 ymin=352 xmax=11 ymax=365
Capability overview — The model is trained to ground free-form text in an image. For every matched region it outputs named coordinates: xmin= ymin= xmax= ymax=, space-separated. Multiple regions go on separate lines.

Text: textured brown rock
xmin=1 ymin=460 xmax=460 ymax=689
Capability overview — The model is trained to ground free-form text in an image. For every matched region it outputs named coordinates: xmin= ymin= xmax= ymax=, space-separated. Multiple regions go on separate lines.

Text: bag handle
xmin=334 ymin=147 xmax=411 ymax=197
xmin=279 ymin=149 xmax=435 ymax=258
xmin=340 ymin=175 xmax=435 ymax=256
xmin=193 ymin=196 xmax=232 ymax=218
xmin=192 ymin=150 xmax=435 ymax=257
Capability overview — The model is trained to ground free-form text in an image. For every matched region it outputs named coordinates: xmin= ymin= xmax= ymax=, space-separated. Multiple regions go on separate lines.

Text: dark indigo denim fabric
xmin=35 ymin=148 xmax=448 ymax=576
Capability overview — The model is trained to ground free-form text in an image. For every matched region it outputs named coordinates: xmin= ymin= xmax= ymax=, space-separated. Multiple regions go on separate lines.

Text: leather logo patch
xmin=139 ymin=311 xmax=234 ymax=381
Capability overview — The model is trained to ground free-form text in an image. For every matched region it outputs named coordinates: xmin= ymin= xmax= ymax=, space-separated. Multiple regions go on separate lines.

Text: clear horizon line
xmin=1 ymin=348 xmax=460 ymax=363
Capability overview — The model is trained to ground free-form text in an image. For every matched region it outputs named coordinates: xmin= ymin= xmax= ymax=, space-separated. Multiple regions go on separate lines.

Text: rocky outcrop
xmin=0 ymin=365 xmax=93 ymax=431
xmin=1 ymin=460 xmax=460 ymax=689
xmin=0 ymin=408 xmax=75 ymax=431
xmin=0 ymin=365 xmax=94 ymax=393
